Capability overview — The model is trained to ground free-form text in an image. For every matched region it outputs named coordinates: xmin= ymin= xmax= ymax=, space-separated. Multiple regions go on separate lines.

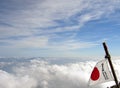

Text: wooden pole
xmin=103 ymin=42 xmax=119 ymax=88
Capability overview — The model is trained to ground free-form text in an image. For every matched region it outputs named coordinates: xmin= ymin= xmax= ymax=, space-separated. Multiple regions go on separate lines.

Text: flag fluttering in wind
xmin=89 ymin=59 xmax=114 ymax=85
xmin=89 ymin=42 xmax=120 ymax=88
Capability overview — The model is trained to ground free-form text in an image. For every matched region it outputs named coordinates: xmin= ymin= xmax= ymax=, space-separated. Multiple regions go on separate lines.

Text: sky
xmin=0 ymin=0 xmax=120 ymax=58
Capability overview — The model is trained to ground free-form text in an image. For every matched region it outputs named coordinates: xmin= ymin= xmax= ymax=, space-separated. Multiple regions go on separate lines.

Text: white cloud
xmin=0 ymin=70 xmax=37 ymax=88
xmin=1 ymin=58 xmax=120 ymax=88
xmin=15 ymin=36 xmax=48 ymax=48
xmin=0 ymin=30 xmax=97 ymax=50
xmin=0 ymin=36 xmax=49 ymax=48
xmin=49 ymin=40 xmax=98 ymax=50
xmin=0 ymin=0 xmax=120 ymax=55
xmin=1 ymin=0 xmax=120 ymax=34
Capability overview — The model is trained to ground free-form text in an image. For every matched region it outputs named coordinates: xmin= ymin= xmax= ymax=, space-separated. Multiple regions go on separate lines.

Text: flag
xmin=89 ymin=59 xmax=114 ymax=86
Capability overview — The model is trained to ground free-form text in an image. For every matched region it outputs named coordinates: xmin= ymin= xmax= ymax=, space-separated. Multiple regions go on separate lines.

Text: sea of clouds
xmin=0 ymin=57 xmax=120 ymax=88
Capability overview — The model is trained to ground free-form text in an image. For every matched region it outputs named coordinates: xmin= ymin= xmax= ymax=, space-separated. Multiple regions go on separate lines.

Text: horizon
xmin=0 ymin=0 xmax=120 ymax=59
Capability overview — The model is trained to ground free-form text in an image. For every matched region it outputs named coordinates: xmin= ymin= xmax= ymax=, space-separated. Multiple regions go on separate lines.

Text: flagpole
xmin=103 ymin=42 xmax=119 ymax=88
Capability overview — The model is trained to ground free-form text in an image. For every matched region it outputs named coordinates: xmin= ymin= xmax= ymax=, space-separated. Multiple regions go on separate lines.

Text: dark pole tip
xmin=103 ymin=42 xmax=110 ymax=57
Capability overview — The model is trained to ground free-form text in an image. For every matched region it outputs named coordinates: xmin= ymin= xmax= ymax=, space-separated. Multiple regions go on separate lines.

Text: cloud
xmin=0 ymin=0 xmax=120 ymax=55
xmin=0 ymin=70 xmax=37 ymax=88
xmin=48 ymin=40 xmax=98 ymax=50
xmin=0 ymin=36 xmax=48 ymax=48
xmin=1 ymin=58 xmax=120 ymax=88
xmin=0 ymin=32 xmax=97 ymax=51
xmin=0 ymin=59 xmax=92 ymax=88
xmin=1 ymin=0 xmax=120 ymax=34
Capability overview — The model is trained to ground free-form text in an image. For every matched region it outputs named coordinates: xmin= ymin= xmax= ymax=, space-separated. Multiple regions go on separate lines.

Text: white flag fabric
xmin=89 ymin=59 xmax=114 ymax=86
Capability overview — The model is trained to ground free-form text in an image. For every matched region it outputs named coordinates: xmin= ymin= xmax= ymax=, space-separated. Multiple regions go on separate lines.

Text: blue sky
xmin=0 ymin=0 xmax=120 ymax=58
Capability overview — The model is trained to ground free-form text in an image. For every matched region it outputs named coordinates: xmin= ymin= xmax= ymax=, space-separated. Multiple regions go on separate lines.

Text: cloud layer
xmin=0 ymin=57 xmax=120 ymax=88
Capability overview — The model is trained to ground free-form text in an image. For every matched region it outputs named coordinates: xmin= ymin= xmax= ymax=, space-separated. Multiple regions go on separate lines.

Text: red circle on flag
xmin=91 ymin=67 xmax=100 ymax=81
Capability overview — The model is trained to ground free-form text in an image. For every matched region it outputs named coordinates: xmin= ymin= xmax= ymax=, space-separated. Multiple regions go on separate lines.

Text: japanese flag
xmin=89 ymin=59 xmax=114 ymax=85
